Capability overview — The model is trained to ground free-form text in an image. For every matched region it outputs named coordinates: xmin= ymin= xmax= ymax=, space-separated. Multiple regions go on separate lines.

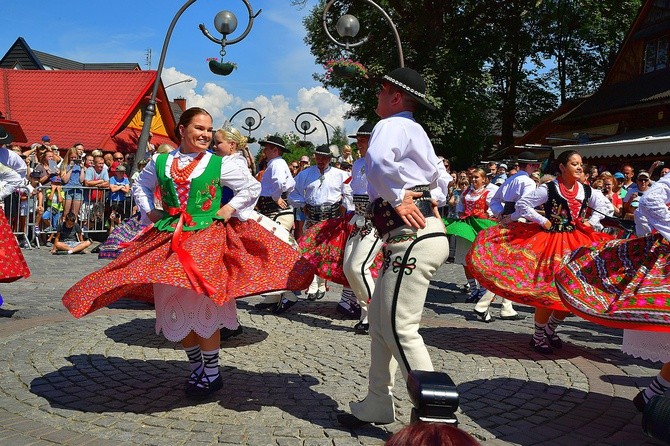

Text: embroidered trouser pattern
xmin=365 ymin=217 xmax=449 ymax=404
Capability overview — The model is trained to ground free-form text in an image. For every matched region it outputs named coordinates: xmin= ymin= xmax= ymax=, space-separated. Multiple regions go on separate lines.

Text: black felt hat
xmin=259 ymin=135 xmax=289 ymax=153
xmin=379 ymin=67 xmax=435 ymax=110
xmin=348 ymin=121 xmax=375 ymax=139
xmin=517 ymin=151 xmax=540 ymax=163
xmin=0 ymin=125 xmax=13 ymax=145
xmin=313 ymin=144 xmax=334 ymax=158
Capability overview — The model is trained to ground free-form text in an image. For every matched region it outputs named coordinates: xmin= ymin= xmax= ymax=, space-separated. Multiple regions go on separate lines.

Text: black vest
xmin=542 ymin=181 xmax=591 ymax=232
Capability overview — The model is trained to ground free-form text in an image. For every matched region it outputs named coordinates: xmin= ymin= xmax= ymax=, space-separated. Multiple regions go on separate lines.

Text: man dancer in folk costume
xmin=254 ymin=135 xmax=300 ymax=314
xmin=338 ymin=67 xmax=450 ymax=427
xmin=342 ymin=121 xmax=381 ymax=334
xmin=288 ymin=144 xmax=353 ymax=303
xmin=473 ymin=151 xmax=542 ymax=322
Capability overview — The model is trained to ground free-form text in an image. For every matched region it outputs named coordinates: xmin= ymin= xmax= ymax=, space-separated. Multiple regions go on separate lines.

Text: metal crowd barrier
xmin=3 ymin=185 xmax=136 ymax=249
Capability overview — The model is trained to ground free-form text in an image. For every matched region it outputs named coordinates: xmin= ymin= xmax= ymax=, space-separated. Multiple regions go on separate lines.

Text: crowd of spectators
xmin=3 ymin=137 xmax=171 ymax=251
xmin=4 ymin=133 xmax=669 ymax=252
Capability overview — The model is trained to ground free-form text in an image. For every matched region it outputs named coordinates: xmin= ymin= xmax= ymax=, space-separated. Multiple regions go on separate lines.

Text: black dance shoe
xmin=544 ymin=330 xmax=563 ymax=349
xmin=633 ymin=391 xmax=647 ymax=412
xmin=529 ymin=337 xmax=553 ymax=355
xmin=315 ymin=290 xmax=326 ymax=300
xmin=255 ymin=302 xmax=276 ymax=311
xmin=273 ymin=298 xmax=297 ymax=314
xmin=354 ymin=321 xmax=369 ymax=335
xmin=473 ymin=309 xmax=494 ymax=323
xmin=185 ymin=373 xmax=223 ymax=398
xmin=306 ymin=293 xmax=318 ymax=301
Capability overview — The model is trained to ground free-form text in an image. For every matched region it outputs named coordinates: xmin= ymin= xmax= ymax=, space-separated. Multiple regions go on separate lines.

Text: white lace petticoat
xmin=622 ymin=330 xmax=670 ymax=363
xmin=154 ymin=284 xmax=238 ymax=342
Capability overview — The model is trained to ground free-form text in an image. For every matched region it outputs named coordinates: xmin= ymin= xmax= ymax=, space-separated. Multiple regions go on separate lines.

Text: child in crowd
xmin=51 ymin=212 xmax=91 ymax=255
xmin=40 ymin=174 xmax=65 ymax=247
xmin=107 ymin=164 xmax=130 ymax=232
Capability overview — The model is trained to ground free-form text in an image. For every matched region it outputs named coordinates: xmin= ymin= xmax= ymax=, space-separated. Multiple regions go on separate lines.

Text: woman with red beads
xmin=467 ymin=150 xmax=613 ymax=354
xmin=444 ymin=168 xmax=497 ymax=312
xmin=62 ymin=108 xmax=314 ymax=398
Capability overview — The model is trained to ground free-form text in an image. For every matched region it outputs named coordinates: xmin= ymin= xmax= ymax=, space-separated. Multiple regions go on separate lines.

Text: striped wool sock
xmin=643 ymin=373 xmax=670 ymax=403
xmin=545 ymin=314 xmax=561 ymax=336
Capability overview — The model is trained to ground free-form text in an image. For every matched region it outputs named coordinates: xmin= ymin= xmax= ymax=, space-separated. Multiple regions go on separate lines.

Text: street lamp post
xmin=322 ymin=0 xmax=404 ymax=68
xmin=132 ymin=0 xmax=260 ymax=176
xmin=292 ymin=111 xmax=335 ymax=145
xmin=228 ymin=107 xmax=264 ymax=142
xmin=164 ymin=78 xmax=194 ymax=89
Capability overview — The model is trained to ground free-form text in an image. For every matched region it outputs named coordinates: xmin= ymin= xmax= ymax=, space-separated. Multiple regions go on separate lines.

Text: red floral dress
xmin=62 ymin=153 xmax=315 ymax=318
xmin=467 ymin=181 xmax=613 ymax=310
xmin=299 ymin=214 xmax=383 ymax=287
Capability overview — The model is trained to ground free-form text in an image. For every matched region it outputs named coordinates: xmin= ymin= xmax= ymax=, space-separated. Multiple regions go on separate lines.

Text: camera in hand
xmin=73 ymin=157 xmax=82 ymax=165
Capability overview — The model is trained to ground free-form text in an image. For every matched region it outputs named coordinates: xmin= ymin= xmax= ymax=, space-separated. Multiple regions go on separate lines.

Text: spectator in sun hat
xmin=299 ymin=155 xmax=311 ymax=171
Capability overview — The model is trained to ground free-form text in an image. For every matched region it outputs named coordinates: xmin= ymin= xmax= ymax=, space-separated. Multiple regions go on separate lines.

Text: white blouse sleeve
xmin=515 ymin=184 xmax=550 ymax=226
xmin=639 ymin=179 xmax=670 ymax=241
xmin=220 ymin=158 xmax=260 ymax=219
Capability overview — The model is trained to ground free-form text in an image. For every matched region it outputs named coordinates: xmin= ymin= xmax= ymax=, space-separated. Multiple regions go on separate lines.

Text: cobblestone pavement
xmin=0 ymin=246 xmax=664 ymax=445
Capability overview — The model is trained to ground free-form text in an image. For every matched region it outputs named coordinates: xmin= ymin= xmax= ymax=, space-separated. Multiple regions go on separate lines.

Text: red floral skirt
xmin=63 ymin=218 xmax=315 ymax=318
xmin=467 ymin=222 xmax=613 ymax=310
xmin=556 ymin=233 xmax=670 ymax=332
xmin=299 ymin=215 xmax=383 ymax=287
xmin=0 ymin=209 xmax=30 ymax=284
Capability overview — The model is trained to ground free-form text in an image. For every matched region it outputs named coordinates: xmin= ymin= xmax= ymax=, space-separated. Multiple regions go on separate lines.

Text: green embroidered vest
xmin=153 ymin=153 xmax=223 ymax=232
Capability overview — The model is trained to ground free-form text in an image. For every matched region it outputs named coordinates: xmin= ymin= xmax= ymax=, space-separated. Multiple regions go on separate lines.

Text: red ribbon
xmin=165 ymin=206 xmax=217 ymax=297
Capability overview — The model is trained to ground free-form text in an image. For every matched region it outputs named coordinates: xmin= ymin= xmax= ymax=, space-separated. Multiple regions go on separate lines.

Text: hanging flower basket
xmin=324 ymin=59 xmax=368 ymax=79
xmin=207 ymin=58 xmax=237 ymax=76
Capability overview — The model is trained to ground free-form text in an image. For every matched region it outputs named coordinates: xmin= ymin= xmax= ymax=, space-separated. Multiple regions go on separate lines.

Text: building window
xmin=644 ymin=36 xmax=668 ymax=73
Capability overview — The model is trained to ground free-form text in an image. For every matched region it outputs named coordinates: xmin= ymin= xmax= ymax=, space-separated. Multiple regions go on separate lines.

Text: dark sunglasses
xmin=637 ymin=178 xmax=649 ymax=182
xmin=114 ymin=157 xmax=124 ymax=160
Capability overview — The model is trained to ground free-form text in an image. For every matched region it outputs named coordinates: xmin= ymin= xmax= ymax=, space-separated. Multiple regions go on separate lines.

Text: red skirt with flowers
xmin=466 ymin=222 xmax=613 ymax=310
xmin=0 ymin=209 xmax=30 ymax=284
xmin=556 ymin=233 xmax=670 ymax=332
xmin=299 ymin=215 xmax=383 ymax=287
xmin=63 ymin=218 xmax=316 ymax=318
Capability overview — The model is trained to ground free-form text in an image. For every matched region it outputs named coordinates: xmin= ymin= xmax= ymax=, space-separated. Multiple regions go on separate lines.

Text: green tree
xmin=301 ymin=0 xmax=640 ymax=167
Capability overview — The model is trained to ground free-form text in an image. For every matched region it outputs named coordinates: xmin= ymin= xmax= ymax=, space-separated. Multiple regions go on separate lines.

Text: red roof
xmin=0 ymin=69 xmax=178 ymax=152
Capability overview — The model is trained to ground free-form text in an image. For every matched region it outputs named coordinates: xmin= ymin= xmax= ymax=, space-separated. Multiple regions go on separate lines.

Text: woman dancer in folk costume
xmin=557 ymin=171 xmax=670 ymax=412
xmin=62 ymin=108 xmax=314 ymax=397
xmin=443 ymin=168 xmax=499 ymax=321
xmin=0 ymin=127 xmax=31 ymax=294
xmin=467 ymin=150 xmax=613 ymax=354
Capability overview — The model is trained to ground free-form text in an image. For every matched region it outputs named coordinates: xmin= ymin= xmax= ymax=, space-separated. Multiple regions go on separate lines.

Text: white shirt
xmin=366 ymin=111 xmax=449 ymax=207
xmin=489 ymin=171 xmax=537 ymax=219
xmin=516 ymin=181 xmax=609 ymax=228
xmin=288 ymin=165 xmax=353 ymax=210
xmin=133 ymin=149 xmax=260 ymax=225
xmin=637 ymin=171 xmax=670 ymax=241
xmin=0 ymin=164 xmax=24 ymax=200
xmin=350 ymin=158 xmax=368 ymax=196
xmin=0 ymin=147 xmax=27 ymax=180
xmin=260 ymin=156 xmax=295 ymax=200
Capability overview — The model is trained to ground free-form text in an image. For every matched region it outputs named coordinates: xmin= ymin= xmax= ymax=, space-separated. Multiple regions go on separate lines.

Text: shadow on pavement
xmin=103 ymin=317 xmax=269 ymax=348
xmin=458 ymin=377 xmax=650 ymax=445
xmin=421 ymin=326 xmax=625 ymax=363
xmin=28 ymin=353 xmax=387 ymax=438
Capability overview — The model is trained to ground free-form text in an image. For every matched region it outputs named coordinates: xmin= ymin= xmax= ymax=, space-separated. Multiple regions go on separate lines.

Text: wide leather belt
xmin=502 ymin=201 xmax=516 ymax=216
xmin=305 ymin=201 xmax=341 ymax=221
xmin=257 ymin=193 xmax=288 ymax=215
xmin=371 ymin=185 xmax=433 ymax=236
xmin=353 ymin=194 xmax=370 ymax=216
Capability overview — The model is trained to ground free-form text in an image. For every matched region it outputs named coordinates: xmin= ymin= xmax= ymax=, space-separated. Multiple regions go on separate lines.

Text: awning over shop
xmin=553 ymin=129 xmax=670 ymax=159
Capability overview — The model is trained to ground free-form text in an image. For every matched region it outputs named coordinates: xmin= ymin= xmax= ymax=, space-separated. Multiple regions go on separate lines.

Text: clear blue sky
xmin=1 ymin=0 xmax=361 ymax=149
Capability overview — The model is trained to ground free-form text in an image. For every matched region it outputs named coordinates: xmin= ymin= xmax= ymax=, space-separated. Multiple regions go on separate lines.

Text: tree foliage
xmin=300 ymin=0 xmax=641 ymax=168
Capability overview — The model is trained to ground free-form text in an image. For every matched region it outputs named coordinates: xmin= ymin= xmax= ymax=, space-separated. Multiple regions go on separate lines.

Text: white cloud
xmin=162 ymin=66 xmax=362 ymax=153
